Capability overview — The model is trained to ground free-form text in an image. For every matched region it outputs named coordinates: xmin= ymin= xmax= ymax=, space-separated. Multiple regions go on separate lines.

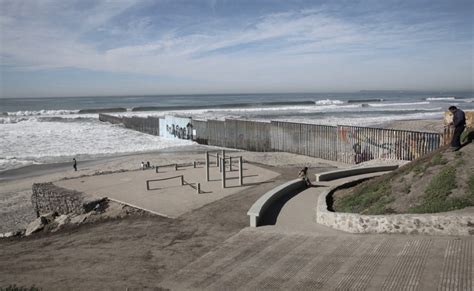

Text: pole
xmin=229 ymin=156 xmax=233 ymax=171
xmin=239 ymin=156 xmax=243 ymax=186
xmin=222 ymin=158 xmax=226 ymax=188
xmin=205 ymin=151 xmax=209 ymax=182
xmin=216 ymin=153 xmax=219 ymax=166
xmin=197 ymin=183 xmax=201 ymax=194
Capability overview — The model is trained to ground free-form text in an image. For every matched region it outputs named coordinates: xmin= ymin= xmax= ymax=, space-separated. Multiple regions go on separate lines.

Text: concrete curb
xmin=247 ymin=179 xmax=306 ymax=227
xmin=315 ymin=165 xmax=399 ymax=182
xmin=316 ymin=179 xmax=474 ymax=236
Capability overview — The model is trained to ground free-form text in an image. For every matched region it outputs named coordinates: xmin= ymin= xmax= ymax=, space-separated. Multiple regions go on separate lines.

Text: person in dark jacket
xmin=448 ymin=106 xmax=466 ymax=150
xmin=73 ymin=158 xmax=77 ymax=171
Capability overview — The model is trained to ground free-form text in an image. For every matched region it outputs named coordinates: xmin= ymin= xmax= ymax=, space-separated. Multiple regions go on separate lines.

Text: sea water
xmin=1 ymin=92 xmax=473 ymax=172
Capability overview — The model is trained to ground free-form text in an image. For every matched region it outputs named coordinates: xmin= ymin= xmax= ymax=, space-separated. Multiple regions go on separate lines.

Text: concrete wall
xmin=32 ymin=183 xmax=103 ymax=216
xmin=161 ymin=115 xmax=192 ymax=139
xmin=316 ymin=182 xmax=474 ymax=236
xmin=248 ymin=179 xmax=307 ymax=227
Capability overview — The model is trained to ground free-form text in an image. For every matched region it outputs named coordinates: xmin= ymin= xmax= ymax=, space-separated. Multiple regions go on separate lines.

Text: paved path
xmin=161 ymin=172 xmax=473 ymax=290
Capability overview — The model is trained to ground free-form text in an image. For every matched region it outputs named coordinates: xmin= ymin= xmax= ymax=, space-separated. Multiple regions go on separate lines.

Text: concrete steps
xmin=161 ymin=228 xmax=473 ymax=290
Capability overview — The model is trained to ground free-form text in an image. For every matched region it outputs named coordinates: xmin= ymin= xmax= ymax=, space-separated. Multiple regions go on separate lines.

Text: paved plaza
xmin=56 ymin=160 xmax=279 ymax=218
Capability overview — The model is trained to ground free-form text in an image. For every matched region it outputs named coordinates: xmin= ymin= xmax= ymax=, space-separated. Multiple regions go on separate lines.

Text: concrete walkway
xmin=161 ymin=172 xmax=473 ymax=290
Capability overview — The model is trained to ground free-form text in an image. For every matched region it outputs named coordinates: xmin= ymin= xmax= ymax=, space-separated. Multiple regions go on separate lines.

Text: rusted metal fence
xmin=192 ymin=119 xmax=209 ymax=145
xmin=99 ymin=113 xmax=123 ymax=124
xmin=337 ymin=126 xmax=441 ymax=164
xmin=270 ymin=121 xmax=338 ymax=161
xmin=207 ymin=120 xmax=226 ymax=147
xmin=225 ymin=119 xmax=271 ymax=151
xmin=99 ymin=114 xmax=443 ymax=163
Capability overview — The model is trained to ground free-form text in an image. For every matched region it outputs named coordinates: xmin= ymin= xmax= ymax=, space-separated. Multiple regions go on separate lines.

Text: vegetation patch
xmin=332 ymin=144 xmax=473 ymax=215
xmin=408 ymin=166 xmax=472 ymax=213
xmin=334 ymin=180 xmax=394 ymax=215
xmin=0 ymin=286 xmax=41 ymax=291
xmin=430 ymin=153 xmax=447 ymax=166
xmin=469 ymin=174 xmax=474 ymax=197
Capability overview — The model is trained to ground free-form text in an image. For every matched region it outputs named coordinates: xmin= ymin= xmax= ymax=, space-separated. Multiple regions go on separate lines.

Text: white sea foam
xmin=315 ymin=99 xmax=344 ymax=105
xmin=426 ymin=97 xmax=456 ymax=101
xmin=277 ymin=111 xmax=443 ymax=127
xmin=368 ymin=101 xmax=430 ymax=107
xmin=0 ymin=119 xmax=193 ymax=172
xmin=6 ymin=109 xmax=79 ymax=116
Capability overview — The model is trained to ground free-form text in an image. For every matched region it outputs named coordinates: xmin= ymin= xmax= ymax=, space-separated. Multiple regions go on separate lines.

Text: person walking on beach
xmin=298 ymin=167 xmax=312 ymax=186
xmin=141 ymin=161 xmax=145 ymax=170
xmin=73 ymin=158 xmax=77 ymax=171
xmin=448 ymin=106 xmax=466 ymax=151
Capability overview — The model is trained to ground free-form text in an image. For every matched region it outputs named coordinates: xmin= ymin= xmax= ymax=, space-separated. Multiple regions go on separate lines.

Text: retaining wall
xmin=32 ymin=183 xmax=103 ymax=216
xmin=316 ymin=181 xmax=474 ymax=236
xmin=248 ymin=179 xmax=307 ymax=227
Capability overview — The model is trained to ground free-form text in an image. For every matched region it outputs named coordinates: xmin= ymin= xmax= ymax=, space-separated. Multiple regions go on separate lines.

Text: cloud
xmin=0 ymin=0 xmax=472 ymax=96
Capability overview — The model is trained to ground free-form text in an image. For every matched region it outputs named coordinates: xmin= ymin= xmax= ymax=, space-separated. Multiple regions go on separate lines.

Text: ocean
xmin=1 ymin=92 xmax=473 ymax=172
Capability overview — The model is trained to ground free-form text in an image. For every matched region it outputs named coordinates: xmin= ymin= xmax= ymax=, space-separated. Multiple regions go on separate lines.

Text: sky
xmin=0 ymin=0 xmax=473 ymax=98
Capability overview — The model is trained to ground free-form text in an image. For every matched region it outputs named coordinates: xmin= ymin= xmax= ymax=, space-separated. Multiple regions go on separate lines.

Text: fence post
xmin=146 ymin=181 xmax=150 ymax=190
xmin=197 ymin=183 xmax=201 ymax=194
xmin=193 ymin=161 xmax=196 ymax=168
xmin=222 ymin=158 xmax=226 ymax=189
xmin=180 ymin=175 xmax=184 ymax=186
xmin=205 ymin=151 xmax=209 ymax=182
xmin=216 ymin=153 xmax=219 ymax=166
xmin=175 ymin=164 xmax=178 ymax=171
xmin=239 ymin=156 xmax=243 ymax=186
xmin=229 ymin=156 xmax=233 ymax=171
xmin=156 ymin=166 xmax=159 ymax=173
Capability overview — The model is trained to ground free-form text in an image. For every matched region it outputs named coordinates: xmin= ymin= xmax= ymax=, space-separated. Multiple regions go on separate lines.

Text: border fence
xmin=99 ymin=113 xmax=443 ymax=164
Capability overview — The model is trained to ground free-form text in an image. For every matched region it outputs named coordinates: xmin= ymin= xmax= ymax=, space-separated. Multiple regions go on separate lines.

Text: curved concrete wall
xmin=248 ymin=179 xmax=306 ymax=227
xmin=316 ymin=181 xmax=474 ymax=236
xmin=315 ymin=165 xmax=399 ymax=182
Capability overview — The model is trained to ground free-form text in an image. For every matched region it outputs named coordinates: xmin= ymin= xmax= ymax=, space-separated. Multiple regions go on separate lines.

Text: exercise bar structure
xmin=205 ymin=151 xmax=244 ymax=188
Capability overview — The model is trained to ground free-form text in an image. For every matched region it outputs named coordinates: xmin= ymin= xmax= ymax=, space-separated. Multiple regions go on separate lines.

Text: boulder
xmin=70 ymin=212 xmax=91 ymax=224
xmin=50 ymin=215 xmax=70 ymax=232
xmin=3 ymin=232 xmax=13 ymax=238
xmin=25 ymin=217 xmax=46 ymax=236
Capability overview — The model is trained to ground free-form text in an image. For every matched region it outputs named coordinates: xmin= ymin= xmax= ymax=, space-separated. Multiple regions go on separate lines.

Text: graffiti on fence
xmin=338 ymin=126 xmax=434 ymax=163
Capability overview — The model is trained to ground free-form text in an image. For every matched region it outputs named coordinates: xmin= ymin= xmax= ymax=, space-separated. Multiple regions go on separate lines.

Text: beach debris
xmin=25 ymin=217 xmax=47 ymax=236
xmin=70 ymin=212 xmax=92 ymax=225
xmin=49 ymin=215 xmax=71 ymax=233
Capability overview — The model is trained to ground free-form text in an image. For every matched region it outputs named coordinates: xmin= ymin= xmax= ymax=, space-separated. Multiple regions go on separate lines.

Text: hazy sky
xmin=0 ymin=0 xmax=473 ymax=98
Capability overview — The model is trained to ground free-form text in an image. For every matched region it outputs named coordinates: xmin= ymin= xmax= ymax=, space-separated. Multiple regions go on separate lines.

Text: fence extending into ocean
xmin=99 ymin=113 xmax=443 ymax=164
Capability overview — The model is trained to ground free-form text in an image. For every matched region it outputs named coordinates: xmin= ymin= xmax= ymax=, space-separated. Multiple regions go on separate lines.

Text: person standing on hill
xmin=73 ymin=158 xmax=77 ymax=171
xmin=448 ymin=106 xmax=466 ymax=150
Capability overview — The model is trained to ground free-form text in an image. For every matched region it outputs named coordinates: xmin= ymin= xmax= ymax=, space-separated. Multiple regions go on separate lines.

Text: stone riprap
xmin=32 ymin=182 xmax=104 ymax=216
xmin=316 ymin=182 xmax=474 ymax=236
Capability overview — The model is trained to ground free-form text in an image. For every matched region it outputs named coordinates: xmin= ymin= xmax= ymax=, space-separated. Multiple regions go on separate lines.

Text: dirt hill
xmin=333 ymin=140 xmax=474 ymax=215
